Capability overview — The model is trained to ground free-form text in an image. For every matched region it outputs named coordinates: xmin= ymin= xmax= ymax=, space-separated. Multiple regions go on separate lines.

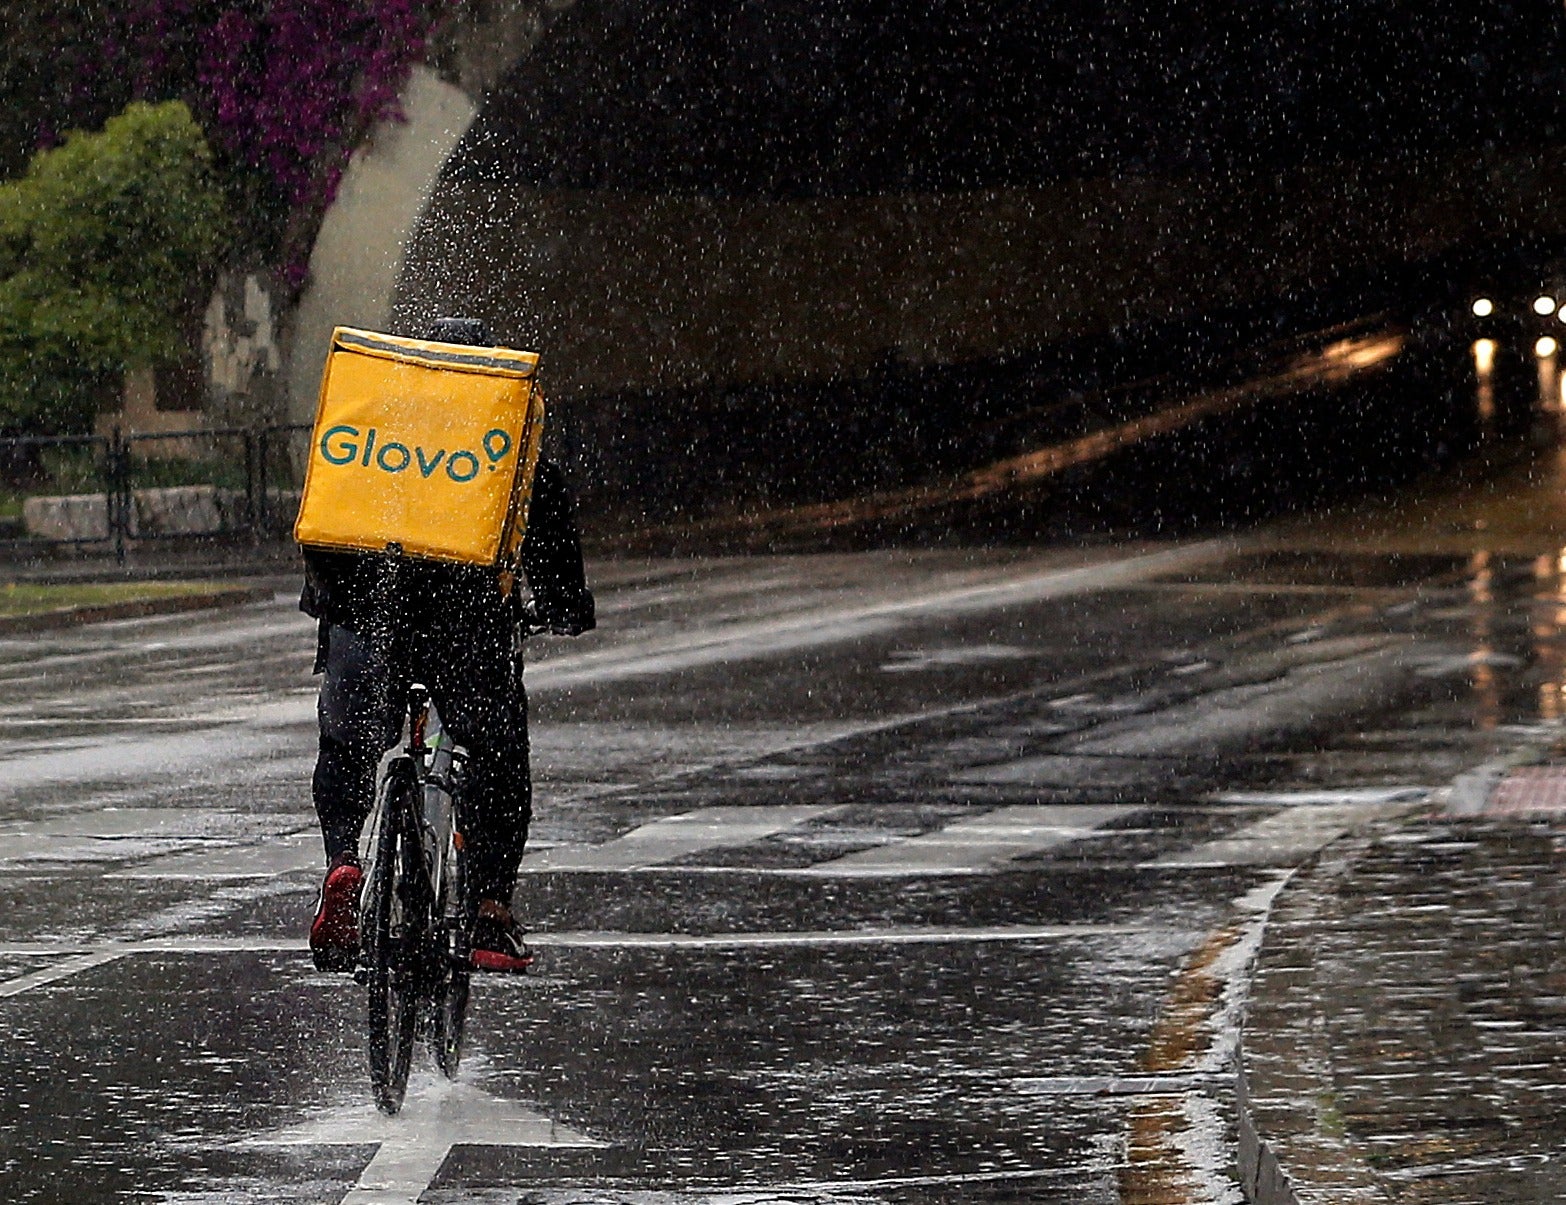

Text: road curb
xmin=0 ymin=585 xmax=277 ymax=635
xmin=1444 ymin=744 xmax=1554 ymax=815
xmin=1234 ymin=841 xmax=1389 ymax=1204
xmin=1235 ymin=1053 xmax=1312 ymax=1205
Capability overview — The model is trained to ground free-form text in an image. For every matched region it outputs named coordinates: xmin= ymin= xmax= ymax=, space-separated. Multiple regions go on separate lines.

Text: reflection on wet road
xmin=0 ymin=524 xmax=1562 ymax=1202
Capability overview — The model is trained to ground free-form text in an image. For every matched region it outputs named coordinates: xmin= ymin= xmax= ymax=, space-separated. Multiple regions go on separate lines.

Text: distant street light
xmin=1473 ymin=297 xmax=1495 ymax=317
xmin=1536 ymin=295 xmax=1558 ymax=315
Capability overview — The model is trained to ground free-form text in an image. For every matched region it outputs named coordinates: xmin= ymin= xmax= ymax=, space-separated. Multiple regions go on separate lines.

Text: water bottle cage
xmin=423 ymin=744 xmax=467 ymax=795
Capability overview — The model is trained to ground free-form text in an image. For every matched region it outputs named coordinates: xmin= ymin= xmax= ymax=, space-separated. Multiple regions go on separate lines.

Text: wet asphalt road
xmin=0 ymin=524 xmax=1555 ymax=1203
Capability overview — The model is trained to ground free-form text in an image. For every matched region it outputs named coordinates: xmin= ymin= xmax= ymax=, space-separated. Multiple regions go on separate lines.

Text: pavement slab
xmin=1241 ymin=811 xmax=1566 ymax=1203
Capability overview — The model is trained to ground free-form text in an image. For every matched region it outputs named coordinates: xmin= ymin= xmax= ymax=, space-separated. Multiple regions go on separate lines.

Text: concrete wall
xmin=387 ymin=151 xmax=1560 ymax=413
xmin=282 ymin=0 xmax=569 ymax=415
xmin=275 ymin=3 xmax=1565 ymax=429
xmin=284 ymin=66 xmax=479 ymax=417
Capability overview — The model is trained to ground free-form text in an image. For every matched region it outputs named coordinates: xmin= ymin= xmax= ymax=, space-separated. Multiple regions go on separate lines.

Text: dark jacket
xmin=299 ymin=457 xmax=595 ymax=645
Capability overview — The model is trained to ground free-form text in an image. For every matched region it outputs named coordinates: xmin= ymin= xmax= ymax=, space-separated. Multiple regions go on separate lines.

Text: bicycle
xmin=355 ymin=550 xmax=549 ymax=1114
xmin=359 ymin=679 xmax=471 ymax=1113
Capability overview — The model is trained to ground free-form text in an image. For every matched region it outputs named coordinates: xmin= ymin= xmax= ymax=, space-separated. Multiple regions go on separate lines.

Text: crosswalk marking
xmin=106 ymin=805 xmax=851 ymax=880
xmin=800 ymin=804 xmax=1138 ymax=876
xmin=521 ymin=805 xmax=844 ymax=872
xmin=1144 ymin=800 xmax=1412 ymax=868
xmin=0 ymin=806 xmax=235 ymax=868
xmin=109 ymin=832 xmax=319 ymax=880
xmin=67 ymin=797 xmax=1415 ymax=883
xmin=0 ymin=836 xmax=209 ymax=867
xmin=0 ymin=923 xmax=1156 ymax=996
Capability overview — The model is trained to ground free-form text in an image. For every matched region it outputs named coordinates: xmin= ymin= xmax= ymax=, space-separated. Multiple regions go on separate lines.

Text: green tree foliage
xmin=0 ymin=2 xmax=446 ymax=285
xmin=0 ymin=100 xmax=228 ymax=433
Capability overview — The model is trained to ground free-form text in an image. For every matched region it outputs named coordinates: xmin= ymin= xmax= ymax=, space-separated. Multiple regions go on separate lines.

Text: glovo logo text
xmin=318 ymin=425 xmax=513 ymax=483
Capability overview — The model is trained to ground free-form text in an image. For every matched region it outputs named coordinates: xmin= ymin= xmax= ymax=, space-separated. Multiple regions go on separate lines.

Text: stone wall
xmin=22 ymin=486 xmax=253 ymax=542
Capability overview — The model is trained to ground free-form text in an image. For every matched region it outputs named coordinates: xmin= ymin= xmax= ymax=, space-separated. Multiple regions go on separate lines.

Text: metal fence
xmin=0 ymin=424 xmax=312 ymax=563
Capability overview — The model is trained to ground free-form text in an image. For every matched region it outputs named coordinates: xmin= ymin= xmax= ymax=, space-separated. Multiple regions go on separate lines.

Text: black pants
xmin=312 ymin=596 xmax=531 ymax=904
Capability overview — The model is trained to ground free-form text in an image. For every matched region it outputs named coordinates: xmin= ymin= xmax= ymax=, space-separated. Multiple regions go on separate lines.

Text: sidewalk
xmin=0 ymin=536 xmax=302 ymax=584
xmin=1238 ymin=756 xmax=1566 ymax=1203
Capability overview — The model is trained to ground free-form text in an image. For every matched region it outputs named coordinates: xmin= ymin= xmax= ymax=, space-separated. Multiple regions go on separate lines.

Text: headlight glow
xmin=1538 ymin=336 xmax=1559 ymax=357
xmin=1537 ymin=296 xmax=1558 ymax=316
xmin=1473 ymin=298 xmax=1495 ymax=317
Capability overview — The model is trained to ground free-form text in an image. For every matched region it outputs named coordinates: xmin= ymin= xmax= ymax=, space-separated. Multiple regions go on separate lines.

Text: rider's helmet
xmin=425 ymin=316 xmax=492 ymax=347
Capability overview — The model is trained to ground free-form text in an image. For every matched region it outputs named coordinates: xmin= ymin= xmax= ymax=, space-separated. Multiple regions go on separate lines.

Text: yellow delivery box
xmin=294 ymin=326 xmax=545 ymax=567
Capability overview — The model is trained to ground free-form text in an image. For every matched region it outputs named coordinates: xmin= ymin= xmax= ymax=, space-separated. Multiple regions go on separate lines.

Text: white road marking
xmin=1210 ymin=787 xmax=1429 ymax=806
xmin=522 ymin=805 xmax=843 ymax=872
xmin=530 ymin=923 xmax=1150 ymax=948
xmin=110 ymin=832 xmax=319 ymax=879
xmin=0 ymin=836 xmax=207 ymax=865
xmin=1146 ymin=800 xmax=1415 ymax=868
xmin=521 ymin=541 xmax=1234 ymax=691
xmin=0 ymin=951 xmax=126 ymax=998
xmin=1011 ymin=1073 xmax=1226 ymax=1096
xmin=513 ymin=1168 xmax=1098 ymax=1201
xmin=0 ymin=721 xmax=301 ymax=797
xmin=879 ymin=644 xmax=1036 ymax=673
xmin=0 ymin=937 xmax=299 ymax=956
xmin=2 ymin=807 xmax=215 ymax=838
xmin=254 ymin=1073 xmax=603 ymax=1205
xmin=0 ymin=924 xmax=1153 ymax=996
xmin=799 ymin=804 xmax=1138 ymax=876
xmin=101 ymin=801 xmax=1143 ymax=881
xmin=0 ymin=546 xmax=1233 ymax=810
xmin=0 ymin=808 xmax=314 ymax=873
xmin=1065 ymin=639 xmax=1421 ymax=759
xmin=0 ymin=544 xmax=1237 ymax=813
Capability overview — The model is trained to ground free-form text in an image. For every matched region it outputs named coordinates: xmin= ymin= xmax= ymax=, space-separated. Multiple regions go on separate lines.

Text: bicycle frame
xmin=408 ymin=684 xmax=474 ymax=985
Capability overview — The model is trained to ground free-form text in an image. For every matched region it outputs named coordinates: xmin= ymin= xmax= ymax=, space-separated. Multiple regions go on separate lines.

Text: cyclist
xmin=301 ymin=316 xmax=595 ymax=974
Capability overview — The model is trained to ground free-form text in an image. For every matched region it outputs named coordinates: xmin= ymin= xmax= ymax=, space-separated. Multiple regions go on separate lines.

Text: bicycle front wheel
xmin=364 ymin=760 xmax=422 ymax=1115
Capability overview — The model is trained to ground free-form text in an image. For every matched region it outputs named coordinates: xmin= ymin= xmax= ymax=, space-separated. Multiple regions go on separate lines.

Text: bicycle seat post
xmin=407 ymin=683 xmax=431 ymax=754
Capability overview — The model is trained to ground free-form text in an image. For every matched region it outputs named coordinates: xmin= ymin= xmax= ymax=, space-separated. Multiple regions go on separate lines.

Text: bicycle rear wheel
xmin=431 ymin=827 xmax=471 ymax=1079
xmin=364 ymin=760 xmax=423 ymax=1115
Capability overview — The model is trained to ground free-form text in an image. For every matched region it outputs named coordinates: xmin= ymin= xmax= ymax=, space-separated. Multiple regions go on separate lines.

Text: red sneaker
xmin=470 ymin=900 xmax=533 ymax=973
xmin=310 ymin=855 xmax=363 ymax=972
